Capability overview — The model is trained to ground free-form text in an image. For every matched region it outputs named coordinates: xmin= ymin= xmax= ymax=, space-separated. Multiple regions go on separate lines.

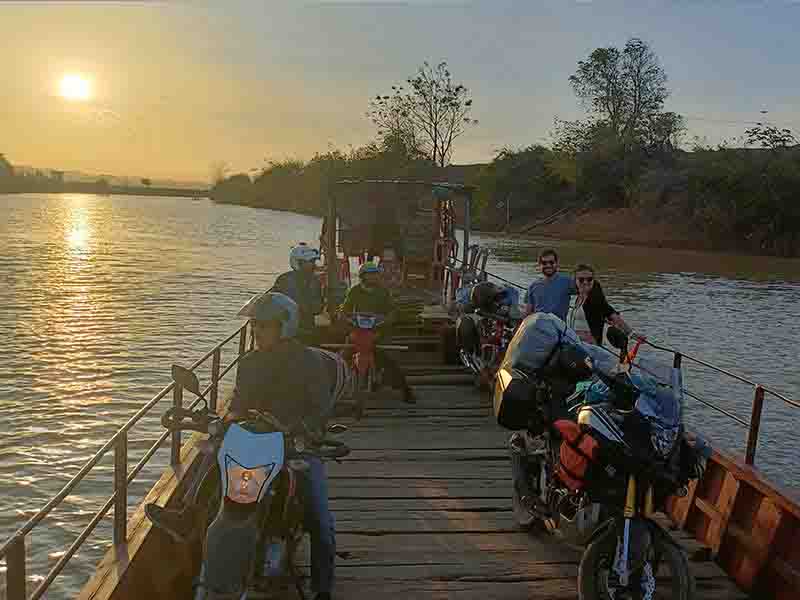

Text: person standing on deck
xmin=337 ymin=262 xmax=416 ymax=404
xmin=525 ymin=248 xmax=576 ymax=320
xmin=567 ymin=263 xmax=632 ymax=345
xmin=271 ymin=243 xmax=323 ymax=344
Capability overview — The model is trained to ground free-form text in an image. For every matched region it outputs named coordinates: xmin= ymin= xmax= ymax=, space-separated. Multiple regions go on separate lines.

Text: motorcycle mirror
xmin=328 ymin=423 xmax=348 ymax=435
xmin=171 ymin=364 xmax=201 ymax=396
xmin=606 ymin=327 xmax=629 ymax=351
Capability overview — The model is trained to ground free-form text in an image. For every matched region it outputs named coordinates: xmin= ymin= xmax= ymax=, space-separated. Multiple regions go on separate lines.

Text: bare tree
xmin=369 ymin=61 xmax=477 ymax=167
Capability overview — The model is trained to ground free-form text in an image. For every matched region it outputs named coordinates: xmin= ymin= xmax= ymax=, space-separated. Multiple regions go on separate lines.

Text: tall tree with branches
xmin=369 ymin=61 xmax=477 ymax=167
xmin=568 ymin=38 xmax=669 ymax=149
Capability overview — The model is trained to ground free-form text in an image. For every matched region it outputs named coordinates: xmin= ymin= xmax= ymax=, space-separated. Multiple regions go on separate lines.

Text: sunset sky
xmin=2 ymin=0 xmax=799 ymax=182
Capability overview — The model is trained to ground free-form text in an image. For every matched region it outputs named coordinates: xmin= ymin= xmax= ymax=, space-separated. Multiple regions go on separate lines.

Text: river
xmin=1 ymin=193 xmax=799 ymax=598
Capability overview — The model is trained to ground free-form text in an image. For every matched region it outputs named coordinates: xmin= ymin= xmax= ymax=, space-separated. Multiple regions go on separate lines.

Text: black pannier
xmin=493 ymin=367 xmax=541 ymax=431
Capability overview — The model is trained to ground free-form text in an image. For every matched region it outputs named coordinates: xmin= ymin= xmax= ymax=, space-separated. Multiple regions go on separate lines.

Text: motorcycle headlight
xmin=651 ymin=426 xmax=680 ymax=458
xmin=225 ymin=456 xmax=274 ymax=504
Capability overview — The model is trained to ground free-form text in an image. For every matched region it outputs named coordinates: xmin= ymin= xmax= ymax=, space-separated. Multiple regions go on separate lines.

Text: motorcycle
xmin=456 ymin=283 xmax=522 ymax=389
xmin=146 ymin=365 xmax=350 ymax=600
xmin=495 ymin=318 xmax=705 ymax=600
xmin=323 ymin=312 xmax=407 ymax=419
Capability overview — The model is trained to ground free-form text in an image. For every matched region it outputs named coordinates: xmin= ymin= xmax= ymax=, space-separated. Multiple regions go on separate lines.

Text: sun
xmin=59 ymin=74 xmax=92 ymax=102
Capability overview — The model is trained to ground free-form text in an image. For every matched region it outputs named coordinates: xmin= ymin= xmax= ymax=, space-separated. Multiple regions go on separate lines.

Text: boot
xmin=145 ymin=503 xmax=200 ymax=544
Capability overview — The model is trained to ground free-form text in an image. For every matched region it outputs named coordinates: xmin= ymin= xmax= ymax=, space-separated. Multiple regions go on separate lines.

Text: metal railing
xmin=0 ymin=322 xmax=253 ymax=600
xmin=448 ymin=259 xmax=798 ymax=468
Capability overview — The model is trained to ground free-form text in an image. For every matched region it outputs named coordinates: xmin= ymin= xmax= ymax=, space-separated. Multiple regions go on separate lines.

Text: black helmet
xmin=470 ymin=282 xmax=503 ymax=312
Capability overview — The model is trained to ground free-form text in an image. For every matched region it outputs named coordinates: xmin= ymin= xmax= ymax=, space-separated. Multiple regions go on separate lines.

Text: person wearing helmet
xmin=271 ymin=243 xmax=323 ymax=343
xmin=145 ymin=292 xmax=338 ymax=600
xmin=337 ymin=262 xmax=416 ymax=404
xmin=232 ymin=292 xmax=337 ymax=600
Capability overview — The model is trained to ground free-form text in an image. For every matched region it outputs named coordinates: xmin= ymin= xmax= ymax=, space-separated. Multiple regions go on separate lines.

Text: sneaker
xmin=145 ymin=503 xmax=199 ymax=544
xmin=402 ymin=387 xmax=417 ymax=404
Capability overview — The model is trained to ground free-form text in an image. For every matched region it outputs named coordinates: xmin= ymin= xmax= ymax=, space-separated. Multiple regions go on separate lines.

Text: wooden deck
xmin=326 ymin=383 xmax=747 ymax=599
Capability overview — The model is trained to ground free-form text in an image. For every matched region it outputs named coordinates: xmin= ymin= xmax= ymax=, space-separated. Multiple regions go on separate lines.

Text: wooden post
xmin=745 ymin=385 xmax=765 ymax=465
xmin=210 ymin=347 xmax=221 ymax=413
xmin=6 ymin=536 xmax=26 ymax=600
xmin=113 ymin=431 xmax=127 ymax=545
xmin=171 ymin=383 xmax=182 ymax=466
xmin=326 ymin=180 xmax=338 ymax=322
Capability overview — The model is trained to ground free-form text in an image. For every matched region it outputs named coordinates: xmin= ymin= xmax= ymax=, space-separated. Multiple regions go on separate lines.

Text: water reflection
xmin=0 ymin=195 xmax=798 ymax=599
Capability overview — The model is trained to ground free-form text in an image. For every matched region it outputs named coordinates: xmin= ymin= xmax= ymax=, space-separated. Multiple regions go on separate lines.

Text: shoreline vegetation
xmin=6 ymin=41 xmax=798 ymax=257
xmin=207 ymin=46 xmax=798 ymax=258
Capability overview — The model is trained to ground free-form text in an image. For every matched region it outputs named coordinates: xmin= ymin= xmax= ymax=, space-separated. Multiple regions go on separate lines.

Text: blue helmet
xmin=237 ymin=292 xmax=299 ymax=339
xmin=358 ymin=261 xmax=382 ymax=278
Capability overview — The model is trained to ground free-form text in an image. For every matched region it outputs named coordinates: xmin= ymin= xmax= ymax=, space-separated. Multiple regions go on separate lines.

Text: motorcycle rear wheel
xmin=578 ymin=527 xmax=695 ymax=600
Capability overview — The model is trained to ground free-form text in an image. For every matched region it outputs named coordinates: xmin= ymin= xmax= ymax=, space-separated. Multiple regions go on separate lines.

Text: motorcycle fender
xmin=584 ymin=516 xmax=618 ymax=547
xmin=200 ymin=500 xmax=262 ymax=595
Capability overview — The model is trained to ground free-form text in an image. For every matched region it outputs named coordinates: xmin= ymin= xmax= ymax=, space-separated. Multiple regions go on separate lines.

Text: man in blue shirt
xmin=525 ymin=248 xmax=576 ymax=321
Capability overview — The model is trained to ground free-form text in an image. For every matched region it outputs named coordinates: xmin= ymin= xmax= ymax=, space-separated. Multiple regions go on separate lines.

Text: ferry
xmin=1 ymin=178 xmax=797 ymax=600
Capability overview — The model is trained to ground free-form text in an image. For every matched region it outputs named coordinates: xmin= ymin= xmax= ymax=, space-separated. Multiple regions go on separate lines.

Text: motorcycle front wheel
xmin=578 ymin=527 xmax=695 ymax=600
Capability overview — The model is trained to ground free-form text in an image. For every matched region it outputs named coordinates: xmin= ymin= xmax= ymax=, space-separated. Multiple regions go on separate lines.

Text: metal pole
xmin=7 ymin=537 xmax=26 ymax=600
xmin=113 ymin=431 xmax=127 ymax=545
xmin=326 ymin=180 xmax=338 ymax=321
xmin=171 ymin=383 xmax=182 ymax=466
xmin=745 ymin=385 xmax=765 ymax=465
xmin=210 ymin=347 xmax=221 ymax=413
xmin=462 ymin=190 xmax=471 ymax=270
xmin=238 ymin=324 xmax=247 ymax=357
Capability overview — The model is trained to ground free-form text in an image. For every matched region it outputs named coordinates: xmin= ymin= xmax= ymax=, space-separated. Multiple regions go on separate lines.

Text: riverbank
xmin=506 ymin=207 xmax=787 ymax=256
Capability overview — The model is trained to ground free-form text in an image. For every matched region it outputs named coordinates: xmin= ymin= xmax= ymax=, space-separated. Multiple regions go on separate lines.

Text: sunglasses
xmin=577 ymin=276 xmax=594 ymax=284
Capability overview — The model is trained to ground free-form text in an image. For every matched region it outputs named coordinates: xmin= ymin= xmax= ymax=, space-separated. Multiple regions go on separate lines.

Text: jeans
xmin=301 ymin=456 xmax=336 ymax=595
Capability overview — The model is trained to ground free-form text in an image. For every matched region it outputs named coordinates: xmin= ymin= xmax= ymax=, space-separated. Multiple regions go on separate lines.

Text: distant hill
xmin=11 ymin=164 xmax=206 ymax=190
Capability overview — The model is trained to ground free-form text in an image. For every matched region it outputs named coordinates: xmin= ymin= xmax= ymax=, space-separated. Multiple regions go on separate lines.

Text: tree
xmin=568 ymin=38 xmax=669 ymax=148
xmin=368 ymin=61 xmax=477 ymax=167
xmin=141 ymin=177 xmax=152 ymax=186
xmin=0 ymin=153 xmax=14 ymax=178
xmin=744 ymin=123 xmax=797 ymax=150
xmin=210 ymin=161 xmax=230 ymax=185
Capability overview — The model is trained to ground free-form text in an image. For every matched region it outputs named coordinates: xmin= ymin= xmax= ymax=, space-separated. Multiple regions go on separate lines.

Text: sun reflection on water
xmin=64 ymin=198 xmax=92 ymax=254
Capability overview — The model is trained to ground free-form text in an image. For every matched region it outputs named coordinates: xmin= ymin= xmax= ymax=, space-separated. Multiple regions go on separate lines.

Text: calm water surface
xmin=1 ymin=194 xmax=799 ymax=598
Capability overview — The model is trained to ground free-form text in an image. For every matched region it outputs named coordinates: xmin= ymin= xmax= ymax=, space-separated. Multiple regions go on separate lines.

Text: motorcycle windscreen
xmin=217 ymin=425 xmax=285 ymax=503
xmin=493 ymin=367 xmax=539 ymax=431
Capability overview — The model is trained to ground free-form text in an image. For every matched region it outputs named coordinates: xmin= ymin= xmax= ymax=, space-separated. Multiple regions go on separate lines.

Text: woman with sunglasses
xmin=568 ymin=263 xmax=631 ymax=345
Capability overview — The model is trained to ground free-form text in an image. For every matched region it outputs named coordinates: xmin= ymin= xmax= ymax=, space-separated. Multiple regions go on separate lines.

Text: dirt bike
xmin=457 ymin=308 xmax=520 ymax=390
xmin=146 ymin=365 xmax=349 ymax=600
xmin=495 ymin=322 xmax=703 ymax=600
xmin=322 ymin=312 xmax=407 ymax=419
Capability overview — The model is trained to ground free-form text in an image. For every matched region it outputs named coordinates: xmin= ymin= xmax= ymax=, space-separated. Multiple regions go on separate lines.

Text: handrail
xmin=449 ymin=254 xmax=798 ymax=466
xmin=0 ymin=321 xmax=250 ymax=600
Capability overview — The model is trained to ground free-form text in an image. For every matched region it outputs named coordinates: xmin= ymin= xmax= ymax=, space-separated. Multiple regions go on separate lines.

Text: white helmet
xmin=237 ymin=292 xmax=299 ymax=339
xmin=290 ymin=243 xmax=320 ymax=271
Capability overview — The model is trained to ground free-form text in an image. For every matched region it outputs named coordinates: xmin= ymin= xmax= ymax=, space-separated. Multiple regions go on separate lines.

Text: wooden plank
xmin=328 ymin=461 xmax=509 ymax=480
xmin=706 ymin=472 xmax=740 ymax=557
xmin=341 ymin=448 xmax=508 ymax=462
xmin=330 ymin=497 xmax=512 ymax=513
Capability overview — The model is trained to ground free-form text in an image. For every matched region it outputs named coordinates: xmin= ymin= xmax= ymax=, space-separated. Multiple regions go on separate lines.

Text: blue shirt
xmin=526 ymin=273 xmax=576 ymax=321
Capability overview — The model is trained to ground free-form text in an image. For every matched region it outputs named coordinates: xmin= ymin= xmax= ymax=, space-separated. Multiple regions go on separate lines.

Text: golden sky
xmin=2 ymin=1 xmax=799 ymax=183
